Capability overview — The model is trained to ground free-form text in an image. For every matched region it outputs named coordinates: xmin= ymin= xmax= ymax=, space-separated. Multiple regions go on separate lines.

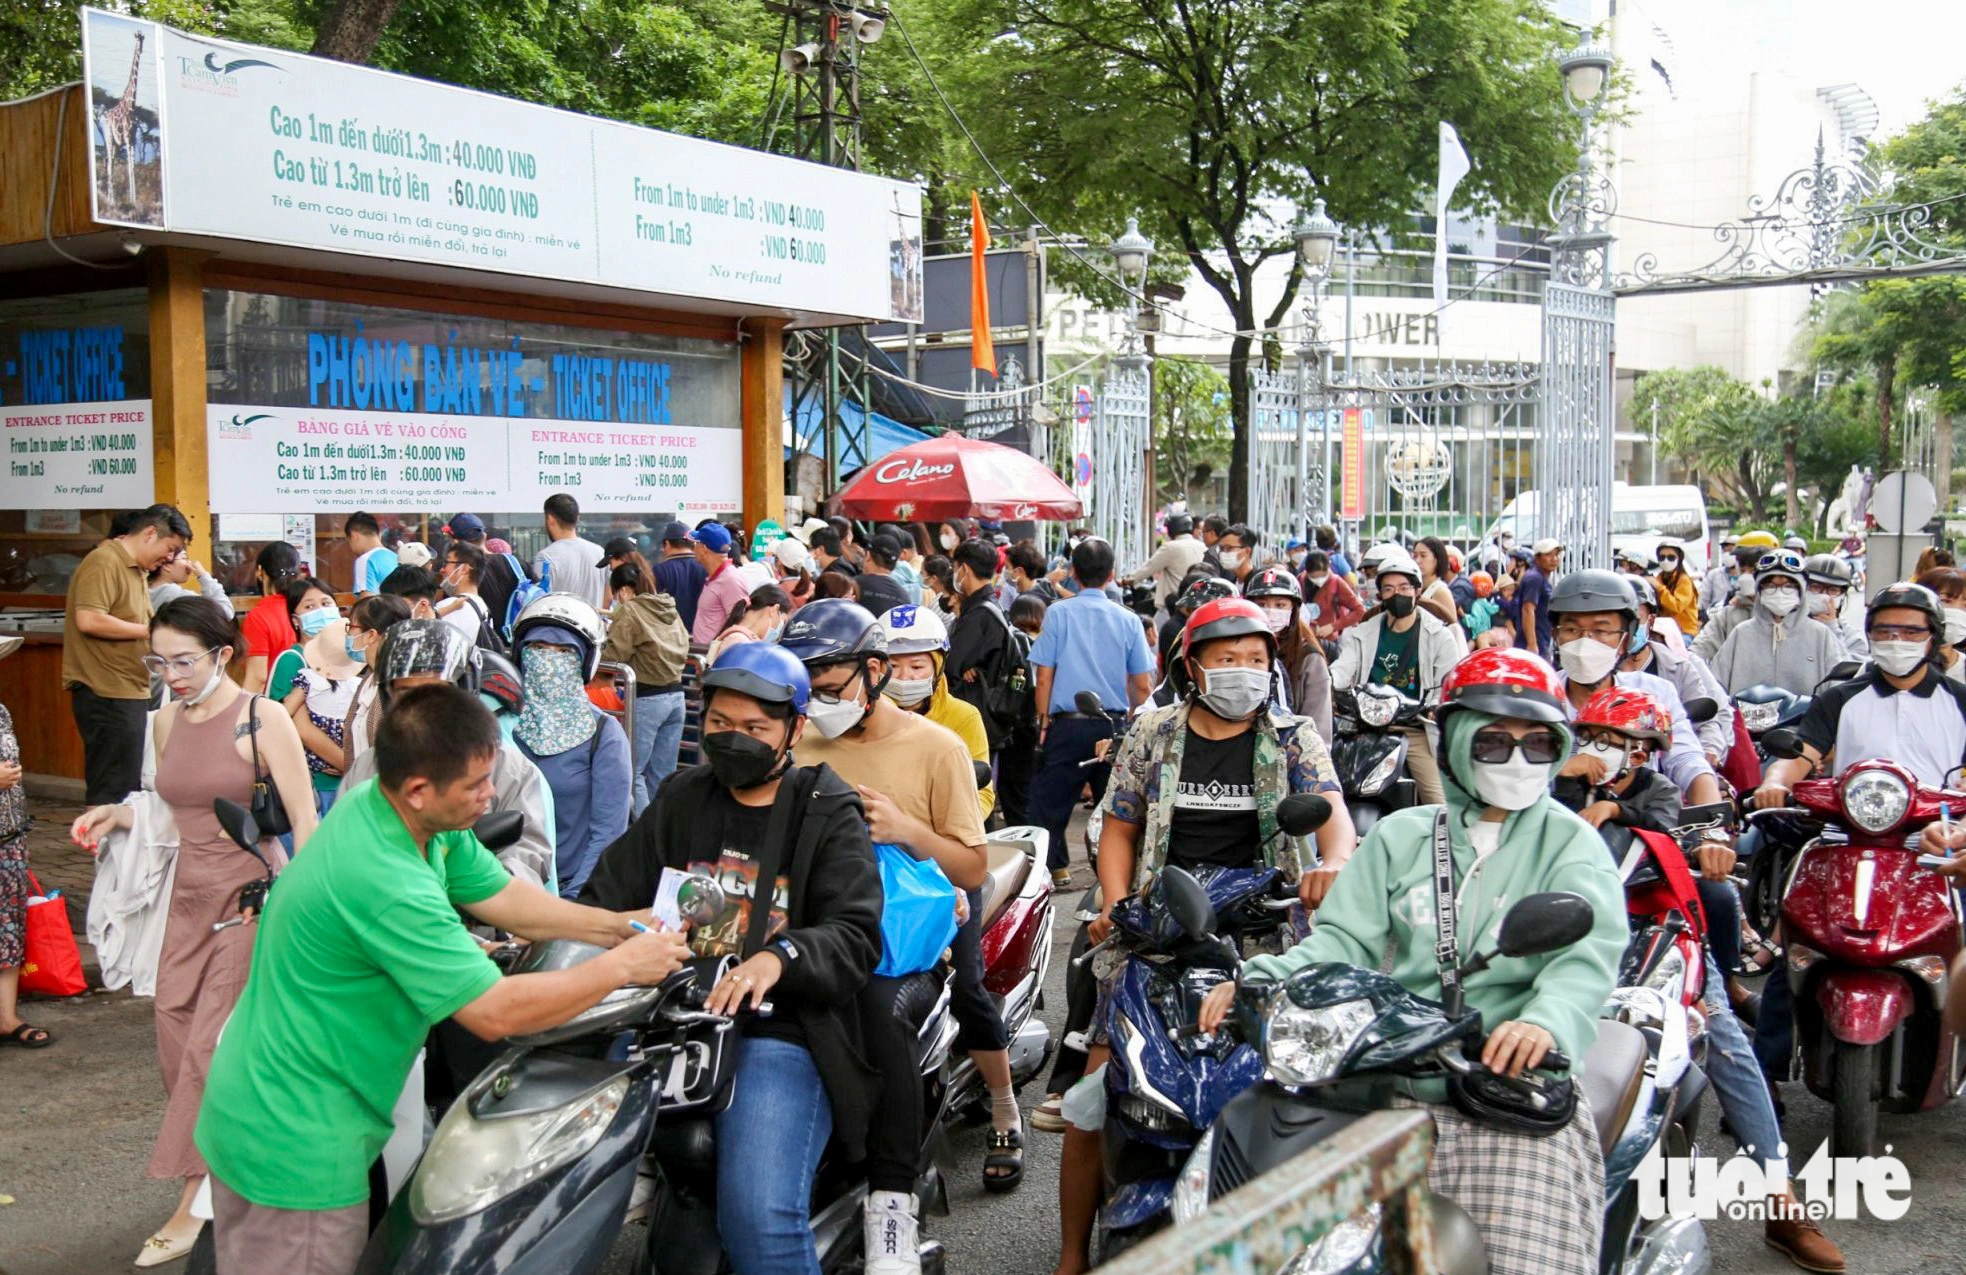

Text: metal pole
xmin=1296 ymin=290 xmax=1314 ymax=542
xmin=1649 ymin=397 xmax=1659 ymax=486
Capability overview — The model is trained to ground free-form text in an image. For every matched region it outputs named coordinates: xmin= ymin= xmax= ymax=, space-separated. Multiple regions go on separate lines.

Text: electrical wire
xmin=841 ymin=344 xmax=1116 ymax=401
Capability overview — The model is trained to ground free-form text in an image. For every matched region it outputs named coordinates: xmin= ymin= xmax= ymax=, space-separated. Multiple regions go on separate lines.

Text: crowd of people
xmin=20 ymin=491 xmax=1966 ymax=1275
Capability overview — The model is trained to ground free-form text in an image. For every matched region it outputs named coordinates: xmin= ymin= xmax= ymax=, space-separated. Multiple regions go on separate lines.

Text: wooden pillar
xmin=740 ymin=318 xmax=786 ymax=534
xmin=146 ymin=248 xmax=211 ymax=563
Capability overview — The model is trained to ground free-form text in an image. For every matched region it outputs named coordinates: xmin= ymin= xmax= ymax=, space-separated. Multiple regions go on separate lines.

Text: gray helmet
xmin=1548 ymin=568 xmax=1639 ymax=623
xmin=1803 ymin=553 xmax=1854 ymax=589
xmin=1626 ymin=575 xmax=1659 ymax=610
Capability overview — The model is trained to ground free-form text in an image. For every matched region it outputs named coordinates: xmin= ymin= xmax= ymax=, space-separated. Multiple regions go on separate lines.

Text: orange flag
xmin=970 ymin=191 xmax=995 ymax=376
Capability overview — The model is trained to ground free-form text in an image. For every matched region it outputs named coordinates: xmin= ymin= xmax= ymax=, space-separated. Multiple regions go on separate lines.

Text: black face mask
xmin=702 ymin=730 xmax=786 ymax=791
xmin=1384 ymin=593 xmax=1416 ymax=620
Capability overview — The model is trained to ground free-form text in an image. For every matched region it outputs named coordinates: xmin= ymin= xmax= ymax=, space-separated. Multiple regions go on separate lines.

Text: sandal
xmin=1 ymin=1022 xmax=51 ymax=1049
xmin=1030 ymin=1093 xmax=1068 ymax=1133
xmin=983 ymin=1124 xmax=1024 ymax=1193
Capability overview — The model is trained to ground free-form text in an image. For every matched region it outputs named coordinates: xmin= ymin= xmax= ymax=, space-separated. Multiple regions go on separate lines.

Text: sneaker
xmin=1051 ymin=867 xmax=1073 ymax=890
xmin=864 ymin=1190 xmax=922 ymax=1275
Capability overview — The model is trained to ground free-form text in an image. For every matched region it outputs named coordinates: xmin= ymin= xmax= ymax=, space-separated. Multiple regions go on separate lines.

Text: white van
xmin=1481 ymin=484 xmax=1713 ymax=573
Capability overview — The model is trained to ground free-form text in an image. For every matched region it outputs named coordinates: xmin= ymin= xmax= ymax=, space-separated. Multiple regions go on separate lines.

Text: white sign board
xmin=205 ymin=405 xmax=740 ymax=517
xmin=1 ymin=399 xmax=155 ymax=509
xmin=81 ymin=8 xmax=925 ymax=324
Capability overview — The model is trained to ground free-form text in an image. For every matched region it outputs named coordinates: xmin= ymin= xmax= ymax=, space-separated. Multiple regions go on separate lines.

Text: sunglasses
xmin=1470 ymin=730 xmax=1563 ymax=765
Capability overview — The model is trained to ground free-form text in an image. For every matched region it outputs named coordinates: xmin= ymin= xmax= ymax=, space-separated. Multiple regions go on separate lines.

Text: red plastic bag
xmin=20 ymin=870 xmax=87 ymax=998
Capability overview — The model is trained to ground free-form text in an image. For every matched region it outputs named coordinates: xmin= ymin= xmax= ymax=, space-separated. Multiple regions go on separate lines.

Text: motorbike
xmin=1171 ymin=893 xmax=1712 ymax=1275
xmin=1732 ymin=684 xmax=1811 ymax=768
xmin=1089 ymin=795 xmax=1331 ymax=1259
xmin=1329 ymin=684 xmax=1422 ymax=835
xmin=1754 ymin=729 xmax=1966 ymax=1156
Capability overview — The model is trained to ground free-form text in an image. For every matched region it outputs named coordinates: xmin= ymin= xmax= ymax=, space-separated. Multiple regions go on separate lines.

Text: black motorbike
xmin=1329 ymin=684 xmax=1423 ymax=834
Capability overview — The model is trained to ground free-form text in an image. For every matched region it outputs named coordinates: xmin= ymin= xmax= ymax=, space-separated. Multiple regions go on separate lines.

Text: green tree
xmin=1635 ymin=366 xmax=1781 ymax=522
xmin=1152 ymin=358 xmax=1232 ymax=509
xmin=911 ymin=0 xmax=1578 ymax=520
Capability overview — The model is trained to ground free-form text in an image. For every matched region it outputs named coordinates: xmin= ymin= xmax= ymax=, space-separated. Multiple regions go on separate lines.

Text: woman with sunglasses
xmin=68 ymin=597 xmax=318 ymax=1266
xmin=1200 ymin=647 xmax=1625 ymax=1275
xmin=1708 ymin=550 xmax=1843 ymax=697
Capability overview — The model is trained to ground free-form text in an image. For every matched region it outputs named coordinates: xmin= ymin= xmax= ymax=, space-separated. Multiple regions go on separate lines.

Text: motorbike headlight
xmin=408 ymin=1074 xmax=628 ymax=1222
xmin=1357 ymin=748 xmax=1402 ymax=797
xmin=1641 ymin=945 xmax=1688 ymax=1002
xmin=1840 ymin=768 xmax=1910 ymax=834
xmin=1738 ymin=700 xmax=1779 ymax=734
xmin=1170 ymin=1129 xmax=1215 ymax=1224
xmin=1281 ymin=1204 xmax=1383 ymax=1275
xmin=1264 ymin=997 xmax=1375 ymax=1087
xmin=1358 ymin=691 xmax=1398 ymax=729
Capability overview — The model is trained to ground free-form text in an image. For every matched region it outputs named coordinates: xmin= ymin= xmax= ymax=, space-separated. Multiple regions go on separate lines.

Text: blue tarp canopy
xmin=785 ymin=386 xmax=931 ymax=471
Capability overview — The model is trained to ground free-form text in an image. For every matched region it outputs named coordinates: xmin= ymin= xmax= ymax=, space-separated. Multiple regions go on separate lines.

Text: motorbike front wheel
xmin=1830 ymin=1039 xmax=1878 ymax=1157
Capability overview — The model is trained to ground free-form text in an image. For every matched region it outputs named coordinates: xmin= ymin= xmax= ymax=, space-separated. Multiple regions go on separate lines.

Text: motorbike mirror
xmin=1494 ymin=892 xmax=1596 ymax=959
xmin=1826 ymin=660 xmax=1862 ymax=683
xmin=1275 ymin=793 xmax=1332 ymax=838
xmin=973 ymin=761 xmax=994 ymax=791
xmin=1681 ymin=697 xmax=1718 ymax=725
xmin=1761 ymin=727 xmax=1807 ymax=761
xmin=1074 ymin=690 xmax=1106 ymax=717
xmin=676 ymin=875 xmax=728 ymax=927
xmin=1155 ymin=865 xmax=1218 ymax=939
xmin=212 ymin=798 xmax=261 ymax=856
xmin=473 ymin=810 xmax=525 ymax=851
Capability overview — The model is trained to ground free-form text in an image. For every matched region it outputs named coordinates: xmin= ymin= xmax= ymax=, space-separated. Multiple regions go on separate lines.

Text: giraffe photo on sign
xmin=83 ymin=11 xmax=165 ymax=228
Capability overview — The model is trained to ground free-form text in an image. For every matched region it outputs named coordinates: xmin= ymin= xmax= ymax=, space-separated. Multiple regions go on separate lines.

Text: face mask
xmin=1808 ymin=591 xmax=1838 ymax=617
xmin=1872 ymin=639 xmax=1929 ymax=677
xmin=764 ymin=624 xmax=784 ymax=643
xmin=1471 ymin=754 xmax=1551 ymax=811
xmin=1659 ymin=557 xmax=1680 ymax=573
xmin=1734 ymin=575 xmax=1756 ymax=598
xmin=807 ymin=682 xmax=868 ymax=739
xmin=939 ymin=531 xmax=959 ymax=551
xmin=1219 ymin=549 xmax=1246 ymax=571
xmin=1758 ymin=586 xmax=1799 ymax=618
xmin=177 ymin=651 xmax=230 ymax=706
xmin=1946 ymin=609 xmax=1966 ymax=648
xmin=346 ymin=635 xmax=368 ymax=664
xmin=1577 ymin=739 xmax=1629 ymax=780
xmin=1288 ymin=553 xmax=1306 ymax=569
xmin=1307 ymin=574 xmax=1330 ymax=589
xmin=298 ymin=607 xmax=337 ymax=637
xmin=702 ymin=730 xmax=787 ymax=790
xmin=1261 ymin=608 xmax=1291 ymax=634
xmin=885 ymin=677 xmax=935 ymax=709
xmin=1383 ymin=593 xmax=1416 ymax=620
xmin=1197 ymin=666 xmax=1270 ymax=720
xmin=1558 ymin=635 xmax=1622 ymax=685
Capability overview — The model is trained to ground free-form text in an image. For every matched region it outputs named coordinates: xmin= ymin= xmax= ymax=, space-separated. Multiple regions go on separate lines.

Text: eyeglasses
xmin=1755 ymin=550 xmax=1806 ymax=576
xmin=1554 ymin=622 xmax=1626 ymax=645
xmin=1869 ymin=625 xmax=1931 ymax=642
xmin=1470 ymin=730 xmax=1563 ymax=765
xmin=141 ymin=647 xmax=221 ymax=676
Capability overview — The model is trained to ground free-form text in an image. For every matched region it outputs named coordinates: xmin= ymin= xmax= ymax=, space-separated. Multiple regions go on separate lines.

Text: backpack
xmin=503 ymin=555 xmax=550 ymax=640
xmin=979 ymin=603 xmax=1036 ymax=735
xmin=459 ymin=594 xmax=508 ymax=657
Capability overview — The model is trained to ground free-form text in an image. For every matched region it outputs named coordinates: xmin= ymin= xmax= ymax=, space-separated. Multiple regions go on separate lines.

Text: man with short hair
xmin=828 ymin=515 xmax=866 ymax=570
xmin=346 ymin=512 xmax=397 ymax=598
xmin=532 ymin=493 xmax=608 ymax=610
xmin=856 ymin=534 xmax=912 ymax=617
xmin=195 ymin=684 xmax=688 ymax=1275
xmin=652 ymin=520 xmax=707 ymax=631
xmin=436 ymin=541 xmax=496 ymax=648
xmin=946 ymin=538 xmax=1016 ymax=759
xmin=65 ymin=503 xmax=191 ymax=803
xmin=1700 ymin=531 xmax=1743 ymax=616
xmin=1027 ymin=538 xmax=1156 ymax=884
xmin=690 ymin=522 xmax=751 ymax=644
xmin=1215 ymin=523 xmax=1261 ymax=586
xmin=445 ymin=513 xmax=527 ymax=630
xmin=1517 ymin=538 xmax=1560 ymax=659
xmin=1006 ymin=540 xmax=1061 ymax=604
xmin=810 ymin=527 xmax=855 ymax=577
xmin=379 ymin=564 xmax=439 ymax=620
xmin=1129 ymin=513 xmax=1205 ymax=612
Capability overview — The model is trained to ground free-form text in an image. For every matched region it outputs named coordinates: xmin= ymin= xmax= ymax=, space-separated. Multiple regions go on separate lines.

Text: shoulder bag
xmin=247 ymin=695 xmax=294 ymax=838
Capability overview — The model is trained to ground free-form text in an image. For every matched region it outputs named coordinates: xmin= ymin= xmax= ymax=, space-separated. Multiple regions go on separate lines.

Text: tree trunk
xmin=1784 ymin=432 xmax=1800 ymax=530
xmin=1739 ymin=452 xmax=1765 ymax=524
xmin=1877 ymin=353 xmax=1897 ymax=470
xmin=1227 ymin=332 xmax=1253 ymax=522
xmin=311 ymin=0 xmax=407 ymax=63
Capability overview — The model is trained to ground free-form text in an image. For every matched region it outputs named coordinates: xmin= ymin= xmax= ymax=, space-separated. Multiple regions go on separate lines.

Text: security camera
xmin=780 ymin=42 xmax=821 ymax=74
xmin=850 ymin=10 xmax=886 ymax=43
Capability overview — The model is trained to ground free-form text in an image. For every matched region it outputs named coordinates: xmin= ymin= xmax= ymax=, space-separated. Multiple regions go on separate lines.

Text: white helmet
xmin=512 ymin=593 xmax=607 ymax=681
xmin=878 ymin=602 xmax=949 ymax=656
xmin=1372 ymin=548 xmax=1424 ymax=589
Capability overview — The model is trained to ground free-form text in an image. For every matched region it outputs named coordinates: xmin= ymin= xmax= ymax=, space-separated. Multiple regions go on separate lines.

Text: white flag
xmin=1433 ymin=121 xmax=1472 ymax=306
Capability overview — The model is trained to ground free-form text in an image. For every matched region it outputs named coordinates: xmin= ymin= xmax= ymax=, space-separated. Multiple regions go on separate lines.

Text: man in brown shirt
xmin=63 ymin=504 xmax=191 ymax=802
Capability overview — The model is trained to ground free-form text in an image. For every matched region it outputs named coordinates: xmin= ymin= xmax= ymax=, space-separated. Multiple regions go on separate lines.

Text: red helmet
xmin=1438 ymin=647 xmax=1568 ymax=725
xmin=1242 ymin=566 xmax=1301 ymax=603
xmin=1182 ymin=597 xmax=1276 ymax=661
xmin=1577 ymin=686 xmax=1672 ymax=746
xmin=1470 ymin=571 xmax=1494 ymax=599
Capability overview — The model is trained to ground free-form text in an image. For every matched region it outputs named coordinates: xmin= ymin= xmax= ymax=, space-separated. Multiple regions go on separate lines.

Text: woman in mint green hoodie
xmin=1202 ymin=647 xmax=1627 ymax=1275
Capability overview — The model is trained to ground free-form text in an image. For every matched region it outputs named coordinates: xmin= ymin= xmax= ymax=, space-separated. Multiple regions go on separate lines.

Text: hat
xmin=516 ymin=622 xmax=587 ymax=653
xmin=1531 ymin=538 xmax=1562 ymax=555
xmin=445 ymin=513 xmax=487 ymax=542
xmin=397 ymin=542 xmax=434 ymax=568
xmin=659 ymin=520 xmax=693 ymax=545
xmin=691 ymin=523 xmax=733 ymax=553
xmin=771 ymin=537 xmax=811 ymax=571
xmin=304 ymin=617 xmax=361 ymax=681
xmin=599 ymin=535 xmax=639 ymax=567
xmin=789 ymin=517 xmax=831 ymax=546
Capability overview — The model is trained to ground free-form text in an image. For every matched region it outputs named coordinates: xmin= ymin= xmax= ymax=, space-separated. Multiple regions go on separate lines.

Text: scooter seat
xmin=1580 ymin=1019 xmax=1648 ymax=1158
xmin=979 ymin=839 xmax=1033 ymax=929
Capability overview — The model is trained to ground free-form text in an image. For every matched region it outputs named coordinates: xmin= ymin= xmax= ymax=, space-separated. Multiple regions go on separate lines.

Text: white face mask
xmin=1576 ymin=738 xmax=1629 ymax=780
xmin=1219 ymin=549 xmax=1246 ymax=571
xmin=1945 ymin=609 xmax=1966 ymax=648
xmin=884 ymin=677 xmax=934 ymax=709
xmin=1472 ymin=755 xmax=1551 ymax=811
xmin=1307 ymin=574 xmax=1330 ymax=589
xmin=177 ymin=650 xmax=231 ymax=706
xmin=1872 ymin=639 xmax=1930 ymax=677
xmin=1197 ymin=666 xmax=1270 ymax=720
xmin=939 ymin=531 xmax=959 ymax=551
xmin=1758 ymin=585 xmax=1799 ymax=618
xmin=1260 ymin=608 xmax=1291 ymax=634
xmin=807 ymin=678 xmax=869 ymax=738
xmin=1558 ymin=635 xmax=1622 ymax=685
xmin=1808 ymin=590 xmax=1838 ymax=617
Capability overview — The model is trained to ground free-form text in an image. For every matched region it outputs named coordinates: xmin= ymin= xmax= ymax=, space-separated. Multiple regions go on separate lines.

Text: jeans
xmin=1029 ymin=715 xmax=1122 ymax=872
xmin=716 ymin=1035 xmax=833 ymax=1275
xmin=1755 ymin=950 xmax=1794 ymax=1083
xmin=630 ymin=690 xmax=687 ymax=817
xmin=1702 ymin=954 xmax=1787 ymax=1172
xmin=1697 ymin=877 xmax=1742 ymax=974
xmin=71 ymin=686 xmax=147 ymax=806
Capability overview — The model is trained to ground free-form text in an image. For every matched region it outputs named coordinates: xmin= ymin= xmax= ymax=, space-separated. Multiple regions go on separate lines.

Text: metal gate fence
xmin=1536 ymin=282 xmax=1616 ymax=571
xmin=1093 ymin=363 xmax=1152 ymax=571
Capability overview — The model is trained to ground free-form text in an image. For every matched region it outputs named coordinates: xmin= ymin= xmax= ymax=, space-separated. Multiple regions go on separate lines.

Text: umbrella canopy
xmin=832 ymin=433 xmax=1083 ymax=522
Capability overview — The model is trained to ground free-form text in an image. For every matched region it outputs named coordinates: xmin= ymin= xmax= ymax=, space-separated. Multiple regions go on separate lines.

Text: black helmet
xmin=1174 ymin=575 xmax=1238 ymax=616
xmin=1242 ymin=565 xmax=1301 ymax=603
xmin=376 ymin=619 xmax=478 ymax=704
xmin=779 ymin=598 xmax=886 ymax=668
xmin=1548 ymin=568 xmax=1639 ymax=624
xmin=1165 ymin=512 xmax=1195 ymax=536
xmin=1867 ymin=582 xmax=1943 ymax=640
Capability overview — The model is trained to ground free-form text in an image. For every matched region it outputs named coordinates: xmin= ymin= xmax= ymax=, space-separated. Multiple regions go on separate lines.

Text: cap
xmin=691 ymin=523 xmax=733 ymax=553
xmin=396 ymin=542 xmax=434 ymax=568
xmin=1531 ymin=538 xmax=1562 ymax=555
xmin=516 ymin=622 xmax=587 ymax=652
xmin=790 ymin=517 xmax=831 ymax=546
xmin=600 ymin=535 xmax=639 ymax=566
xmin=445 ymin=513 xmax=486 ymax=541
xmin=660 ymin=520 xmax=693 ymax=544
xmin=771 ymin=537 xmax=811 ymax=571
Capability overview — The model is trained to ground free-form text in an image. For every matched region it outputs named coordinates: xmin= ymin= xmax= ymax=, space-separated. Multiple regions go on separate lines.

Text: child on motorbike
xmin=1201 ymin=647 xmax=1625 ymax=1275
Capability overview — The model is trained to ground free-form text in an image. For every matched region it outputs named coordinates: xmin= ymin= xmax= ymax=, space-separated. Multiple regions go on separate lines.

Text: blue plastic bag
xmin=873 ymin=842 xmax=959 ymax=977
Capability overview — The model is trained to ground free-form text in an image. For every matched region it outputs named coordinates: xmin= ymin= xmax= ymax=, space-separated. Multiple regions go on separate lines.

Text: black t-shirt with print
xmin=1371 ymin=622 xmax=1420 ymax=697
xmin=1167 ymin=726 xmax=1263 ymax=869
xmin=681 ymin=788 xmax=803 ymax=1045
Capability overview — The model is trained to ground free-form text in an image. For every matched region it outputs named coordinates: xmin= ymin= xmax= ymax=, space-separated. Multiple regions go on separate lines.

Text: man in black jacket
xmin=946 ymin=537 xmax=1014 ymax=756
xmin=580 ymin=642 xmax=882 ymax=1275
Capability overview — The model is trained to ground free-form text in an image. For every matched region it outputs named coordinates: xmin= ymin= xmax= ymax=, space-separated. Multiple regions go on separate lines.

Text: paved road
xmin=7 ymin=820 xmax=1966 ymax=1275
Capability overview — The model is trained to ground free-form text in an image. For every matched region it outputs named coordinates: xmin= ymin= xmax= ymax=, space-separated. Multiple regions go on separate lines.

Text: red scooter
xmin=1756 ymin=745 xmax=1966 ymax=1155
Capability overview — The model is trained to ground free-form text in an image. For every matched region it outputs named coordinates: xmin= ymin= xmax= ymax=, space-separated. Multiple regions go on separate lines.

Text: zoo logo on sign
xmin=217 ymin=413 xmax=272 ymax=440
xmin=175 ymin=49 xmax=280 ymax=97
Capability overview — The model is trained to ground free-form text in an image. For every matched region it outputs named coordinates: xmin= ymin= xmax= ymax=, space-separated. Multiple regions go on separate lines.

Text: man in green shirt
xmin=194 ymin=683 xmax=688 ymax=1275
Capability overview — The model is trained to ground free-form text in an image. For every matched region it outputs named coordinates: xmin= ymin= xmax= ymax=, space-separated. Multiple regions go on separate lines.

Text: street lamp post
xmin=1109 ymin=215 xmax=1155 ymax=370
xmin=1293 ymin=198 xmax=1340 ymax=537
xmin=1548 ymin=41 xmax=1616 ymax=289
xmin=1106 ymin=216 xmax=1155 ymax=564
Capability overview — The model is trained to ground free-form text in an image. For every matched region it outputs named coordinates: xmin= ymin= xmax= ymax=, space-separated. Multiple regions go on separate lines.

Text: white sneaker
xmin=863 ymin=1189 xmax=922 ymax=1275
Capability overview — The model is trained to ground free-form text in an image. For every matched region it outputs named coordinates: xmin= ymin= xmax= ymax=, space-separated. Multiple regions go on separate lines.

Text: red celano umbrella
xmin=832 ymin=433 xmax=1083 ymax=521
